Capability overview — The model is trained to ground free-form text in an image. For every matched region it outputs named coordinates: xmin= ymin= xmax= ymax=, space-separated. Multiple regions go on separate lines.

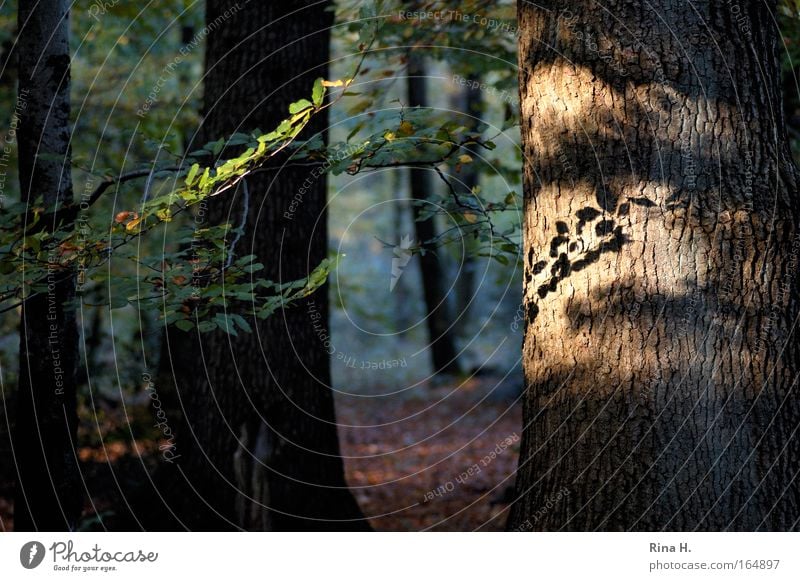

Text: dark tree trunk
xmin=407 ymin=51 xmax=461 ymax=376
xmin=450 ymin=75 xmax=483 ymax=337
xmin=510 ymin=0 xmax=800 ymax=531
xmin=162 ymin=0 xmax=368 ymax=531
xmin=13 ymin=0 xmax=81 ymax=531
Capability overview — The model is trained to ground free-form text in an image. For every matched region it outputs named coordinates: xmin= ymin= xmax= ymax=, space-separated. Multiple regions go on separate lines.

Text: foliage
xmin=324 ymin=0 xmax=523 ymax=264
xmin=0 ymin=79 xmax=343 ymax=333
xmin=779 ymin=1 xmax=800 ymax=160
xmin=2 ymin=0 xmax=796 ymax=337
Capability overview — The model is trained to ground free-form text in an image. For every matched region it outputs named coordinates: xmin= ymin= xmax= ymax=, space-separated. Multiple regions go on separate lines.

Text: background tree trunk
xmin=407 ymin=51 xmax=461 ymax=376
xmin=162 ymin=0 xmax=368 ymax=531
xmin=510 ymin=0 xmax=800 ymax=531
xmin=13 ymin=0 xmax=80 ymax=531
xmin=450 ymin=75 xmax=483 ymax=339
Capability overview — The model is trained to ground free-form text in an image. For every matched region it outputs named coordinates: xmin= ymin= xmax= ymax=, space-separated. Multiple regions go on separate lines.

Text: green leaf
xmin=185 ymin=163 xmax=200 ymax=186
xmin=235 ymin=254 xmax=258 ymax=266
xmin=348 ymin=100 xmax=371 ymax=115
xmin=289 ymin=99 xmax=313 ymax=114
xmin=198 ymin=320 xmax=217 ymax=333
xmin=230 ymin=313 xmax=253 ymax=333
xmin=199 ymin=167 xmax=211 ymax=189
xmin=211 ymin=138 xmax=225 ymax=156
xmin=226 ymin=132 xmax=251 ymax=146
xmin=346 ymin=121 xmax=365 ymax=142
xmin=0 ymin=260 xmax=15 ymax=275
xmin=312 ymin=78 xmax=325 ymax=107
xmin=214 ymin=313 xmax=239 ymax=336
xmin=23 ymin=236 xmax=41 ymax=253
xmin=174 ymin=319 xmax=194 ymax=332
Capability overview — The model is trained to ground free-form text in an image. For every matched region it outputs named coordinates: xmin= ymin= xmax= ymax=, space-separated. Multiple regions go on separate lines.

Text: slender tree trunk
xmin=13 ymin=0 xmax=80 ymax=531
xmin=407 ymin=51 xmax=461 ymax=376
xmin=163 ymin=0 xmax=368 ymax=531
xmin=510 ymin=0 xmax=800 ymax=531
xmin=392 ymin=178 xmax=416 ymax=334
xmin=450 ymin=75 xmax=483 ymax=337
xmin=76 ymin=306 xmax=102 ymax=389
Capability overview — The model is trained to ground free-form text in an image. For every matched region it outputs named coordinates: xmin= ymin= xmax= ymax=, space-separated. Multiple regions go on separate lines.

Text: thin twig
xmin=86 ymin=167 xmax=180 ymax=208
xmin=225 ymin=178 xmax=249 ymax=269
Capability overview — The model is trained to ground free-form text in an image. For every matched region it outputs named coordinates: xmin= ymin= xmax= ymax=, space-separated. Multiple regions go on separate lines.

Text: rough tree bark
xmin=510 ymin=0 xmax=800 ymax=531
xmin=407 ymin=51 xmax=461 ymax=376
xmin=13 ymin=0 xmax=81 ymax=530
xmin=163 ymin=0 xmax=369 ymax=531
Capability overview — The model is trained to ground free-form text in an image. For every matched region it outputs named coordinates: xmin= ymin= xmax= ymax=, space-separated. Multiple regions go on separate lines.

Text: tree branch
xmin=87 ymin=166 xmax=182 ymax=208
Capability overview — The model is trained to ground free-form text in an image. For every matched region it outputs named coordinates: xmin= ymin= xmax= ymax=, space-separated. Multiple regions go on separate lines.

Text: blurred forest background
xmin=2 ymin=0 xmax=800 ymax=531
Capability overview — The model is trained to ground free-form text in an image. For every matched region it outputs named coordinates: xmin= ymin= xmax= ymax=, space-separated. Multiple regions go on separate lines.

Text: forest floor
xmin=338 ymin=375 xmax=521 ymax=531
xmin=0 ymin=376 xmax=521 ymax=532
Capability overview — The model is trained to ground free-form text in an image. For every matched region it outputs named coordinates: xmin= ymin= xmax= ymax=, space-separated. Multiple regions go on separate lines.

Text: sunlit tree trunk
xmin=14 ymin=0 xmax=80 ymax=531
xmin=163 ymin=0 xmax=368 ymax=531
xmin=510 ymin=0 xmax=800 ymax=531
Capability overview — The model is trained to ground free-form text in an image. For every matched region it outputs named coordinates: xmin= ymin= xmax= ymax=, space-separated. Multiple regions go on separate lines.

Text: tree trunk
xmin=407 ymin=51 xmax=461 ymax=376
xmin=510 ymin=0 xmax=800 ymax=531
xmin=450 ymin=75 xmax=483 ymax=338
xmin=163 ymin=0 xmax=368 ymax=531
xmin=14 ymin=0 xmax=81 ymax=531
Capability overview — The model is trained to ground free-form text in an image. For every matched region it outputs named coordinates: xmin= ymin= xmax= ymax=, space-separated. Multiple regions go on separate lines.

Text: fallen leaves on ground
xmin=0 ymin=376 xmax=522 ymax=531
xmin=338 ymin=376 xmax=522 ymax=531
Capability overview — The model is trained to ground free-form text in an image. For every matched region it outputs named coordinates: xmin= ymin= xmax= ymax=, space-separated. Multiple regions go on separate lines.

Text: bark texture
xmin=510 ymin=0 xmax=800 ymax=531
xmin=162 ymin=0 xmax=368 ymax=531
xmin=14 ymin=0 xmax=80 ymax=531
